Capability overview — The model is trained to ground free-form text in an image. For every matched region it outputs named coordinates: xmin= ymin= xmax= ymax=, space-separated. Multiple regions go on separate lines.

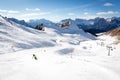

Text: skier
xmin=32 ymin=54 xmax=38 ymax=60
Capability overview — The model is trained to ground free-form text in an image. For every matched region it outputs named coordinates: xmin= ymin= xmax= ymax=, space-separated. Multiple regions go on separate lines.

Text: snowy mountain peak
xmin=27 ymin=18 xmax=54 ymax=27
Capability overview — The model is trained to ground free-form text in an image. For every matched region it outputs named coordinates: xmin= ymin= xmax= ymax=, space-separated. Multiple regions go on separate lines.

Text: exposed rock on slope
xmin=106 ymin=28 xmax=120 ymax=36
xmin=105 ymin=28 xmax=120 ymax=44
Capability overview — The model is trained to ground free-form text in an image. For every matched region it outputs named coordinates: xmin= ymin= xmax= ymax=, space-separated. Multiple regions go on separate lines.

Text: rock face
xmin=60 ymin=21 xmax=70 ymax=28
xmin=35 ymin=23 xmax=45 ymax=31
xmin=59 ymin=19 xmax=82 ymax=33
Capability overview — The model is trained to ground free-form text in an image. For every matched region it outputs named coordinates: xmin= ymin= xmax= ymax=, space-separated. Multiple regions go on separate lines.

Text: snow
xmin=0 ymin=15 xmax=120 ymax=80
xmin=0 ymin=42 xmax=120 ymax=80
xmin=0 ymin=15 xmax=96 ymax=54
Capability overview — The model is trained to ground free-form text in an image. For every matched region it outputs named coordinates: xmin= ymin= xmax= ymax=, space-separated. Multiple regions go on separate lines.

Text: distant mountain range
xmin=27 ymin=19 xmax=55 ymax=27
xmin=8 ymin=18 xmax=32 ymax=28
xmin=6 ymin=15 xmax=120 ymax=35
xmin=60 ymin=17 xmax=120 ymax=35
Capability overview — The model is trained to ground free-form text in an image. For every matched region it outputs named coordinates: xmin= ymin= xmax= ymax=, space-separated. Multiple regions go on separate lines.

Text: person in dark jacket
xmin=32 ymin=54 xmax=38 ymax=60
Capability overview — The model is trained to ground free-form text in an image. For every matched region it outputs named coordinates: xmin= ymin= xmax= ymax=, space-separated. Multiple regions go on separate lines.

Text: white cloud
xmin=104 ymin=3 xmax=113 ymax=6
xmin=97 ymin=11 xmax=119 ymax=15
xmin=84 ymin=12 xmax=88 ymax=15
xmin=0 ymin=9 xmax=19 ymax=13
xmin=0 ymin=8 xmax=51 ymax=21
xmin=0 ymin=9 xmax=7 ymax=13
xmin=16 ymin=12 xmax=51 ymax=21
xmin=7 ymin=10 xmax=19 ymax=13
xmin=68 ymin=13 xmax=75 ymax=16
xmin=22 ymin=12 xmax=50 ymax=17
xmin=25 ymin=8 xmax=40 ymax=11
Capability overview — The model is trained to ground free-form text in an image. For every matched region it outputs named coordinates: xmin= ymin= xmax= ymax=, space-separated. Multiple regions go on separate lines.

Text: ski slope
xmin=0 ymin=15 xmax=96 ymax=54
xmin=0 ymin=15 xmax=120 ymax=80
xmin=0 ymin=41 xmax=120 ymax=80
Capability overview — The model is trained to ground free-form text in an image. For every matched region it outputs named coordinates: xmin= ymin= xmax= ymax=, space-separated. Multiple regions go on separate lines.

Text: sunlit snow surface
xmin=0 ymin=16 xmax=120 ymax=80
xmin=0 ymin=42 xmax=120 ymax=80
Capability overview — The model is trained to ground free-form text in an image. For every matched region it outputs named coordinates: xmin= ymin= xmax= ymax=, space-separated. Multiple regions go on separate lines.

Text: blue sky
xmin=0 ymin=0 xmax=120 ymax=22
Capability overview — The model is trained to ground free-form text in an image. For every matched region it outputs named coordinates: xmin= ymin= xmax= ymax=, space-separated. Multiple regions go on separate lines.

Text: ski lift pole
xmin=106 ymin=46 xmax=112 ymax=56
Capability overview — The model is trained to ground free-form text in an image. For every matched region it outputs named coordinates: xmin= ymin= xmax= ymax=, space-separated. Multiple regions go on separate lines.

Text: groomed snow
xmin=0 ymin=42 xmax=120 ymax=80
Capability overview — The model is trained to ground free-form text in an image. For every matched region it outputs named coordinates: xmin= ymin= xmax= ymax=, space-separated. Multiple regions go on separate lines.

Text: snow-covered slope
xmin=0 ymin=36 xmax=120 ymax=80
xmin=0 ymin=15 xmax=120 ymax=80
xmin=0 ymin=15 xmax=58 ymax=54
xmin=100 ymin=27 xmax=120 ymax=44
xmin=59 ymin=19 xmax=81 ymax=33
xmin=0 ymin=15 xmax=96 ymax=54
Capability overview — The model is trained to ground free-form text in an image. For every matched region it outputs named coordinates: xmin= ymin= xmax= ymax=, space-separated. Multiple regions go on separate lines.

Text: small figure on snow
xmin=32 ymin=54 xmax=38 ymax=60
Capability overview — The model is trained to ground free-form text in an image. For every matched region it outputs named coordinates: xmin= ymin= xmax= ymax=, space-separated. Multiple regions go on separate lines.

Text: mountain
xmin=7 ymin=16 xmax=120 ymax=35
xmin=1 ymin=15 xmax=120 ymax=80
xmin=27 ymin=19 xmax=55 ymax=28
xmin=0 ymin=15 xmax=96 ymax=54
xmin=27 ymin=18 xmax=95 ymax=36
xmin=60 ymin=17 xmax=120 ymax=35
xmin=0 ymin=15 xmax=57 ymax=54
xmin=9 ymin=17 xmax=120 ymax=35
xmin=8 ymin=18 xmax=32 ymax=28
xmin=58 ymin=19 xmax=81 ymax=33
